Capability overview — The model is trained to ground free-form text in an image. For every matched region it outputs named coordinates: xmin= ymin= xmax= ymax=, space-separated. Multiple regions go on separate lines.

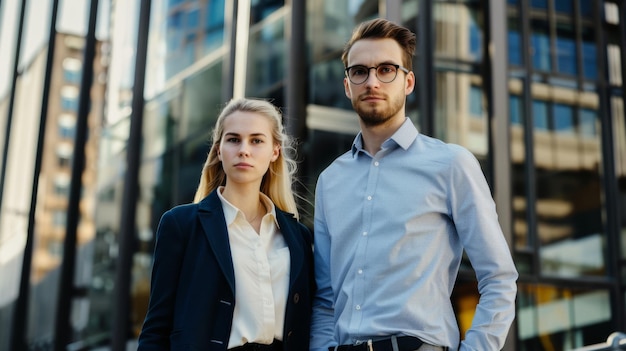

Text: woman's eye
xmin=252 ymin=138 xmax=263 ymax=144
xmin=226 ymin=137 xmax=239 ymax=143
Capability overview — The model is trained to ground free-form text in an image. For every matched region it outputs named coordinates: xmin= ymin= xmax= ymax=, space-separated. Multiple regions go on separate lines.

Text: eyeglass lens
xmin=347 ymin=64 xmax=399 ymax=84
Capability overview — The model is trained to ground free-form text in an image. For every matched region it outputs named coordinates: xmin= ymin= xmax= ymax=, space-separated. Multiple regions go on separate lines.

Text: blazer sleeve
xmin=138 ymin=209 xmax=188 ymax=351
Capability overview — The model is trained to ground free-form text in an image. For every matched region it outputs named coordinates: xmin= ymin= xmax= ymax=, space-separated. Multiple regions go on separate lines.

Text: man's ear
xmin=344 ymin=77 xmax=352 ymax=99
xmin=405 ymin=71 xmax=415 ymax=95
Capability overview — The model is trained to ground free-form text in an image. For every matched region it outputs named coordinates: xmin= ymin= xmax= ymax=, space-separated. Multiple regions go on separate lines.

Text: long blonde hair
xmin=193 ymin=98 xmax=300 ymax=219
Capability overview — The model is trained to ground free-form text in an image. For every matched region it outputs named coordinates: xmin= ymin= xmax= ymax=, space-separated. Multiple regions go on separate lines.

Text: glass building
xmin=0 ymin=0 xmax=625 ymax=350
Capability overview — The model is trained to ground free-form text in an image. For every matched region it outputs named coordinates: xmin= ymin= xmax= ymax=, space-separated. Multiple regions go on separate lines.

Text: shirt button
xmin=362 ymin=232 xmax=367 ymax=236
xmin=293 ymin=293 xmax=300 ymax=304
xmin=358 ymin=269 xmax=363 ymax=274
xmin=374 ymin=161 xmax=379 ymax=166
xmin=367 ymin=196 xmax=372 ymax=200
xmin=355 ymin=305 xmax=361 ymax=310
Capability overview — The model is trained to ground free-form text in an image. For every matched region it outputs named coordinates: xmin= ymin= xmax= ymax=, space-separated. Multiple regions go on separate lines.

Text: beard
xmin=352 ymin=90 xmax=405 ymax=127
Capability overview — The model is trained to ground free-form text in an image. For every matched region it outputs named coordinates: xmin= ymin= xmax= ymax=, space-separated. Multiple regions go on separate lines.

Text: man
xmin=310 ymin=18 xmax=518 ymax=351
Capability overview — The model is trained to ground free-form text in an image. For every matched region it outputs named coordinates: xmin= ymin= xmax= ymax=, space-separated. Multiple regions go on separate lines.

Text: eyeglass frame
xmin=344 ymin=63 xmax=410 ymax=85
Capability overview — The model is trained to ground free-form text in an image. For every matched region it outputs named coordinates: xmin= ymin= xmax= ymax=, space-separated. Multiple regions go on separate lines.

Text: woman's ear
xmin=271 ymin=145 xmax=280 ymax=162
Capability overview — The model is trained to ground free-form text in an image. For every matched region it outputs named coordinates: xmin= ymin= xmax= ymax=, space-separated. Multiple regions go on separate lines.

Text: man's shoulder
xmin=415 ymin=133 xmax=473 ymax=158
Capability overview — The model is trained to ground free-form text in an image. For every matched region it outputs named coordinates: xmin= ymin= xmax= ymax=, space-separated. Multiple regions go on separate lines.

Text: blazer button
xmin=293 ymin=293 xmax=300 ymax=304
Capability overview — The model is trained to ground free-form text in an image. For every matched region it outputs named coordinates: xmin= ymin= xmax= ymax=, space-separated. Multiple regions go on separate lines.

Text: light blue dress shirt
xmin=310 ymin=118 xmax=518 ymax=351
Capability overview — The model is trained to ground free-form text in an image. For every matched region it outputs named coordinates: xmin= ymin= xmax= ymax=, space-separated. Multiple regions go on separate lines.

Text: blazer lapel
xmin=276 ymin=210 xmax=304 ymax=289
xmin=197 ymin=191 xmax=236 ymax=293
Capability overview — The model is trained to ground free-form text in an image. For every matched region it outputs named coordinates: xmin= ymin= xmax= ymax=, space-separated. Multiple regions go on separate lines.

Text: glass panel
xmin=510 ymin=79 xmax=529 ymax=255
xmin=579 ymin=0 xmax=593 ymax=19
xmin=251 ymin=0 xmax=284 ymax=24
xmin=307 ymin=0 xmax=378 ymax=110
xmin=468 ymin=8 xmax=483 ymax=62
xmin=434 ymin=2 xmax=484 ymax=63
xmin=607 ymin=33 xmax=623 ymax=86
xmin=533 ymin=85 xmax=605 ymax=277
xmin=531 ymin=20 xmax=551 ymax=71
xmin=181 ymin=61 xmax=223 ymax=140
xmin=401 ymin=0 xmax=420 ymax=127
xmin=435 ymin=71 xmax=488 ymax=159
xmin=581 ymin=27 xmax=598 ymax=80
xmin=555 ymin=0 xmax=573 ymax=14
xmin=508 ymin=17 xmax=522 ymax=66
xmin=553 ymin=103 xmax=575 ymax=134
xmin=556 ymin=22 xmax=577 ymax=75
xmin=533 ymin=100 xmax=549 ymax=130
xmin=531 ymin=0 xmax=548 ymax=9
xmin=86 ymin=0 xmax=141 ymax=344
xmin=246 ymin=13 xmax=285 ymax=100
xmin=517 ymin=284 xmax=612 ymax=350
xmin=203 ymin=0 xmax=226 ymax=55
xmin=155 ymin=0 xmax=225 ymax=81
xmin=612 ymin=97 xmax=626 ymax=260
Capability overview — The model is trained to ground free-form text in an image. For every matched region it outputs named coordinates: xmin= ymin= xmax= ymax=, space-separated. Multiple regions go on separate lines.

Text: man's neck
xmin=359 ymin=116 xmax=405 ymax=155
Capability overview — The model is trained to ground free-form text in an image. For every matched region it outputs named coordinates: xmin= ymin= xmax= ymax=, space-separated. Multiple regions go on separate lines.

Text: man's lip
xmin=362 ymin=95 xmax=384 ymax=101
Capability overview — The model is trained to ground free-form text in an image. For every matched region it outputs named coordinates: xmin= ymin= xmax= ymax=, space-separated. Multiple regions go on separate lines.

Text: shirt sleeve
xmin=448 ymin=147 xmax=518 ymax=351
xmin=310 ymin=175 xmax=337 ymax=351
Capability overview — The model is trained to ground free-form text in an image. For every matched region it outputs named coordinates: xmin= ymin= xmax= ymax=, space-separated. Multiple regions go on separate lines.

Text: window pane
xmin=555 ymin=0 xmax=573 ymax=14
xmin=531 ymin=0 xmax=548 ymax=9
xmin=510 ymin=94 xmax=522 ymax=125
xmin=556 ymin=23 xmax=577 ymax=75
xmin=531 ymin=20 xmax=551 ymax=71
xmin=517 ymin=285 xmax=612 ymax=349
xmin=582 ymin=27 xmax=598 ymax=80
xmin=553 ymin=103 xmax=575 ymax=134
xmin=579 ymin=0 xmax=593 ymax=18
xmin=535 ymin=92 xmax=605 ymax=278
xmin=533 ymin=100 xmax=549 ymax=130
xmin=579 ymin=108 xmax=597 ymax=137
xmin=508 ymin=17 xmax=522 ymax=66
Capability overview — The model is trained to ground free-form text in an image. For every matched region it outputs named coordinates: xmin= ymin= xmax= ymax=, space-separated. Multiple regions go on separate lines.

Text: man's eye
xmin=351 ymin=68 xmax=367 ymax=76
xmin=379 ymin=65 xmax=394 ymax=73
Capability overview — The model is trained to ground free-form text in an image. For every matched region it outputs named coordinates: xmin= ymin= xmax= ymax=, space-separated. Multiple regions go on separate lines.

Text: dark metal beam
xmin=111 ymin=0 xmax=151 ymax=348
xmin=54 ymin=0 xmax=99 ymax=349
xmin=11 ymin=0 xmax=60 ymax=350
xmin=285 ymin=0 xmax=307 ymax=140
xmin=418 ymin=0 xmax=434 ymax=136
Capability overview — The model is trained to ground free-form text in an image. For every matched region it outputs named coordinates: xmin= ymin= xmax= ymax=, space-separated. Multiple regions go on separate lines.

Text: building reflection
xmin=1 ymin=0 xmax=626 ymax=350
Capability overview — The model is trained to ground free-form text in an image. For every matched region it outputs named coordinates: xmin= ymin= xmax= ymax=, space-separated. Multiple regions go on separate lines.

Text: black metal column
xmin=600 ymin=0 xmax=625 ymax=332
xmin=11 ymin=0 xmax=60 ymax=350
xmin=417 ymin=0 xmax=434 ymax=136
xmin=285 ymin=0 xmax=307 ymax=140
xmin=111 ymin=0 xmax=151 ymax=349
xmin=53 ymin=0 xmax=99 ymax=349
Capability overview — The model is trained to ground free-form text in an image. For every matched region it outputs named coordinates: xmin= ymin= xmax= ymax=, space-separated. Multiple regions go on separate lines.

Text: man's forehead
xmin=348 ymin=38 xmax=403 ymax=64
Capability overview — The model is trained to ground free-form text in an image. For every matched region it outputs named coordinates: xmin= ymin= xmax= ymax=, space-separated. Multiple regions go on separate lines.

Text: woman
xmin=138 ymin=98 xmax=314 ymax=351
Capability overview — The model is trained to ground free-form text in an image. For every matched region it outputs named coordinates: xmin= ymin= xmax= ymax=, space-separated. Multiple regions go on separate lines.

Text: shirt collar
xmin=217 ymin=186 xmax=279 ymax=227
xmin=351 ymin=117 xmax=418 ymax=157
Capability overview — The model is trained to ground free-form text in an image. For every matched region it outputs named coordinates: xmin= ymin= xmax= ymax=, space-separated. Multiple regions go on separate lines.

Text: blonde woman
xmin=139 ymin=98 xmax=313 ymax=351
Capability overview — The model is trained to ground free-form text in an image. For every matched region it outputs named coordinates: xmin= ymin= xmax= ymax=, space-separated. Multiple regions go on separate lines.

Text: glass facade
xmin=0 ymin=0 xmax=625 ymax=350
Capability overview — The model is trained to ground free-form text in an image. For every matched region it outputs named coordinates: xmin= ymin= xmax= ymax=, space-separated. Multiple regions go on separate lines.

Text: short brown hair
xmin=342 ymin=18 xmax=416 ymax=71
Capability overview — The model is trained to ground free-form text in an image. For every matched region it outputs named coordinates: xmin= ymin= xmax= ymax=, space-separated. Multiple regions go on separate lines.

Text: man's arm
xmin=449 ymin=147 xmax=518 ymax=351
xmin=310 ymin=177 xmax=337 ymax=351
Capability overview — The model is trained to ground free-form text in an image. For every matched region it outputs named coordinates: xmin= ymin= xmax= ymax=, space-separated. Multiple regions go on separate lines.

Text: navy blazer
xmin=138 ymin=190 xmax=314 ymax=351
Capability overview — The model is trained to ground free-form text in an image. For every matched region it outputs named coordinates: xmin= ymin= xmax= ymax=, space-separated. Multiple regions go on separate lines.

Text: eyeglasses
xmin=345 ymin=64 xmax=409 ymax=85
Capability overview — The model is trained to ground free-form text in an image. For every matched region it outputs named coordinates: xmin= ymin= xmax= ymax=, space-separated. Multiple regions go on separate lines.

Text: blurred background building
xmin=0 ymin=0 xmax=624 ymax=350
